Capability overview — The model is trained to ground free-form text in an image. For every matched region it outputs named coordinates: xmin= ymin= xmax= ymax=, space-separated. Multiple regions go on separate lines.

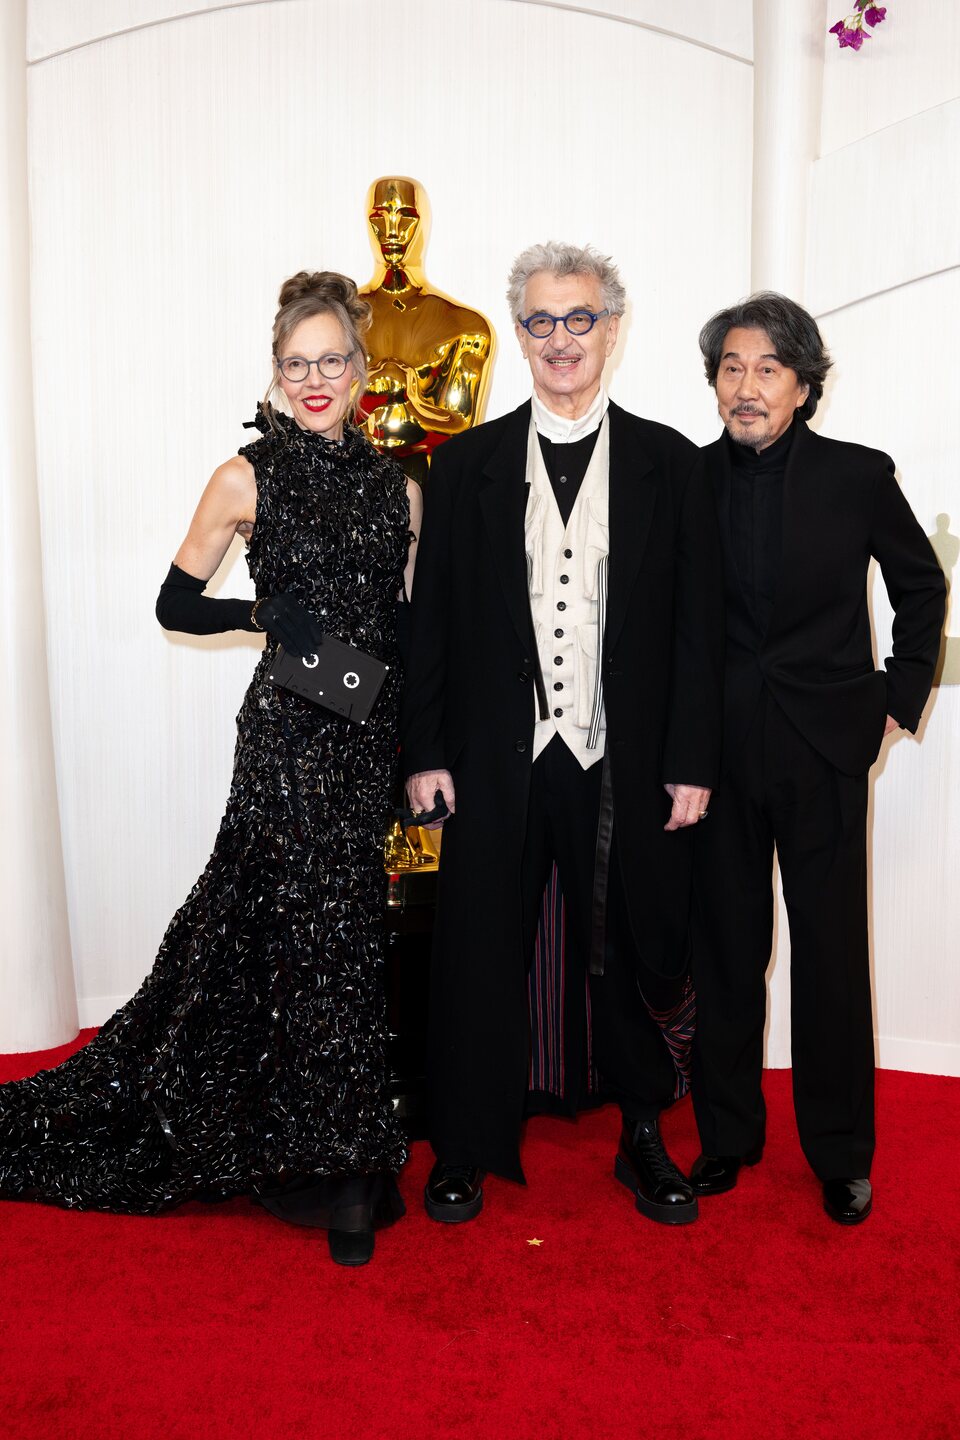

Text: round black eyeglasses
xmin=519 ymin=309 xmax=610 ymax=339
xmin=278 ymin=353 xmax=350 ymax=382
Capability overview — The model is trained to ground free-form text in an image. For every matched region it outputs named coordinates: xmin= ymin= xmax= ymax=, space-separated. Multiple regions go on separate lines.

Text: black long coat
xmin=703 ymin=420 xmax=946 ymax=777
xmin=401 ymin=400 xmax=724 ymax=1180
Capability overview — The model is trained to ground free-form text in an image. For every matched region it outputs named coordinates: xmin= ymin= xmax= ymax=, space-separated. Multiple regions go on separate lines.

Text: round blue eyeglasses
xmin=520 ymin=309 xmax=610 ymax=339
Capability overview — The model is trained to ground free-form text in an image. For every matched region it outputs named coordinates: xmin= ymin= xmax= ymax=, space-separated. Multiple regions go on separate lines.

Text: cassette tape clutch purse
xmin=268 ymin=639 xmax=389 ymax=725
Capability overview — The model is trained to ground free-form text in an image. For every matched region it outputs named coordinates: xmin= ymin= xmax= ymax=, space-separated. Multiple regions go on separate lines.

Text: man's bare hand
xmin=663 ymin=783 xmax=712 ymax=831
xmin=406 ymin=769 xmax=456 ymax=828
xmin=882 ymin=714 xmax=900 ymax=737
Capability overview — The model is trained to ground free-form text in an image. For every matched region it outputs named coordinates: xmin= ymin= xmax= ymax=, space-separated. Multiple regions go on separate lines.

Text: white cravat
xmin=530 ymin=385 xmax=609 ymax=444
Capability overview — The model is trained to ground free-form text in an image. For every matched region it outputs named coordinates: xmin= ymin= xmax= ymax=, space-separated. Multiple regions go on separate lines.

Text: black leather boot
xmin=614 ymin=1118 xmax=698 ymax=1225
xmin=424 ymin=1162 xmax=484 ymax=1223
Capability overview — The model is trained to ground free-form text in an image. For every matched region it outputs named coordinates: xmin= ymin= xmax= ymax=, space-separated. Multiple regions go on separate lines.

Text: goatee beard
xmin=728 ymin=413 xmax=769 ymax=451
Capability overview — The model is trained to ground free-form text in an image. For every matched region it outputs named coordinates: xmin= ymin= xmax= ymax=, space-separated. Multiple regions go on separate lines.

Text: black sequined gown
xmin=0 ymin=411 xmax=409 ymax=1228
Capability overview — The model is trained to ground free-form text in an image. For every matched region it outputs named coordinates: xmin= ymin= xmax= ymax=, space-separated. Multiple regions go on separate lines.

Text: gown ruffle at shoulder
xmin=0 ymin=410 xmax=410 ymax=1229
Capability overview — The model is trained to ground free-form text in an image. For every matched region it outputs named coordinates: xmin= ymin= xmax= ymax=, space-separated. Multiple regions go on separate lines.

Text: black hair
xmin=698 ymin=291 xmax=832 ymax=420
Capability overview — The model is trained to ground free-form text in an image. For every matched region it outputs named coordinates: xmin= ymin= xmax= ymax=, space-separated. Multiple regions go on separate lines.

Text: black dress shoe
xmin=424 ymin=1162 xmax=483 ymax=1223
xmin=823 ymin=1177 xmax=872 ymax=1226
xmin=690 ymin=1146 xmax=763 ymax=1196
xmin=614 ymin=1119 xmax=698 ymax=1225
xmin=327 ymin=1228 xmax=375 ymax=1266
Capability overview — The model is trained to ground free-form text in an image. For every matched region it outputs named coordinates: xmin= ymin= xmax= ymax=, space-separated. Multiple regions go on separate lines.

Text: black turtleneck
xmin=725 ymin=419 xmax=795 ymax=635
xmin=537 ymin=428 xmax=601 ymax=527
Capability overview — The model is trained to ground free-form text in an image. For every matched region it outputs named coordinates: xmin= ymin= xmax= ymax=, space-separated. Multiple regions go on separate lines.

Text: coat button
xmin=559 ymin=474 xmax=568 ymax=485
xmin=559 ymin=574 xmax=569 ymax=584
xmin=517 ymin=670 xmax=531 ymax=682
xmin=563 ymin=548 xmax=572 ymax=559
xmin=515 ymin=740 xmax=527 ymax=753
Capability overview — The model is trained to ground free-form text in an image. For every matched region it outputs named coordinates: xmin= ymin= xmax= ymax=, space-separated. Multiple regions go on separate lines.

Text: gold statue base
xmin=383 ymin=816 xmax=441 ymax=877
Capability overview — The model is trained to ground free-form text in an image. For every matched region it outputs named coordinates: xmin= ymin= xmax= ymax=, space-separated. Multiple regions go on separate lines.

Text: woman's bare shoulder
xmin=211 ymin=453 xmax=256 ymax=497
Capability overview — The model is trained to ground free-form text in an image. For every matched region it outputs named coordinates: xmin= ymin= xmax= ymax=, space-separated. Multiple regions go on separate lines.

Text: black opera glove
xmin=156 ymin=562 xmax=260 ymax=636
xmin=251 ymin=593 xmax=326 ymax=659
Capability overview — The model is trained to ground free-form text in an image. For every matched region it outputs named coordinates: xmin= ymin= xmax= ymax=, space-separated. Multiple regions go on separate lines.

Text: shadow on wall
xmin=929 ymin=513 xmax=958 ymax=684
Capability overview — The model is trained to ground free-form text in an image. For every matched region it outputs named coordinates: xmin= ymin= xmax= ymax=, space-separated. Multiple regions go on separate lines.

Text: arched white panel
xmin=807 ymin=100 xmax=960 ymax=317
xmin=27 ymin=0 xmax=753 ymax=64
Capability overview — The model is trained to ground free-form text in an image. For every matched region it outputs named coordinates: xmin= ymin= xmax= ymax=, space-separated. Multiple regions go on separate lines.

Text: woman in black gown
xmin=0 ymin=270 xmax=422 ymax=1266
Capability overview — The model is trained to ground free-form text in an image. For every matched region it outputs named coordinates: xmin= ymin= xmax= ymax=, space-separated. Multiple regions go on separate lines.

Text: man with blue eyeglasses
xmin=402 ymin=243 xmax=723 ymax=1226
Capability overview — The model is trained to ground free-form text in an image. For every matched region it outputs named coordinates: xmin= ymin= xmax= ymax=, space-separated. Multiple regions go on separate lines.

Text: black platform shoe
xmin=614 ymin=1118 xmax=698 ymax=1225
xmin=822 ymin=1178 xmax=872 ymax=1226
xmin=424 ymin=1162 xmax=484 ymax=1223
xmin=690 ymin=1146 xmax=763 ymax=1195
xmin=327 ymin=1228 xmax=375 ymax=1266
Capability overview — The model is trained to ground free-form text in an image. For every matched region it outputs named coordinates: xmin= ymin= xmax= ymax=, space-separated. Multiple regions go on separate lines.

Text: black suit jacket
xmin=704 ymin=420 xmax=946 ymax=776
xmin=401 ymin=399 xmax=724 ymax=1179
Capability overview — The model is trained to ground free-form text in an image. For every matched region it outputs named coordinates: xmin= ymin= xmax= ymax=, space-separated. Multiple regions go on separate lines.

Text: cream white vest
xmin=524 ymin=414 xmax=609 ymax=768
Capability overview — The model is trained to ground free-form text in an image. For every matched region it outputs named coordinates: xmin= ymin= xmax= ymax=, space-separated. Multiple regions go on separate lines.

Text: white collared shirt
xmin=530 ymin=385 xmax=609 ymax=444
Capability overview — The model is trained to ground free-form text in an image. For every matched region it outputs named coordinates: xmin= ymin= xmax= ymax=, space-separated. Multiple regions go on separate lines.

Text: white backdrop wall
xmin=23 ymin=0 xmax=753 ymax=1026
xmin=806 ymin=1 xmax=960 ymax=1074
xmin=17 ymin=0 xmax=958 ymax=1075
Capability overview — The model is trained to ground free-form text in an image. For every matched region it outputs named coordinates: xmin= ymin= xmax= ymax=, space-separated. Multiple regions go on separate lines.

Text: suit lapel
xmin=606 ymin=402 xmax=656 ymax=652
xmin=478 ymin=402 xmax=537 ymax=653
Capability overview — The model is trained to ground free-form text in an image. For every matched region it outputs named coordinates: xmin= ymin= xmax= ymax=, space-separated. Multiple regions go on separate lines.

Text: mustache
xmin=732 ymin=405 xmax=768 ymax=417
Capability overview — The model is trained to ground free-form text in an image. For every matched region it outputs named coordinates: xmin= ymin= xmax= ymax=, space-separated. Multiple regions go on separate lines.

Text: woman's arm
xmin=173 ymin=456 xmax=257 ymax=581
xmin=156 ymin=457 xmax=261 ymax=636
xmin=156 ymin=456 xmax=325 ymax=657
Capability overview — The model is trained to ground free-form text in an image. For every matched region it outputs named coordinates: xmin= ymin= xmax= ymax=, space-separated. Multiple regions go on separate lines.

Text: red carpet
xmin=2 ymin=1033 xmax=958 ymax=1440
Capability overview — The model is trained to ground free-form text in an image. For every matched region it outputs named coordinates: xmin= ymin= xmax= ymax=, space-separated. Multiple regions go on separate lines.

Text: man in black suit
xmin=402 ymin=243 xmax=723 ymax=1225
xmin=689 ymin=292 xmax=945 ymax=1224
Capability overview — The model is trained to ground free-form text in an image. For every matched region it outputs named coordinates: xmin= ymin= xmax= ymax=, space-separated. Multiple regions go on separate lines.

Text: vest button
xmin=554 ymin=628 xmax=563 ymax=638
xmin=559 ymin=574 xmax=569 ymax=584
xmin=553 ymin=708 xmax=563 ymax=718
xmin=557 ymin=601 xmax=566 ymax=611
xmin=554 ymin=656 xmax=563 ymax=666
xmin=553 ymin=682 xmax=563 ymax=691
xmin=563 ymin=548 xmax=572 ymax=558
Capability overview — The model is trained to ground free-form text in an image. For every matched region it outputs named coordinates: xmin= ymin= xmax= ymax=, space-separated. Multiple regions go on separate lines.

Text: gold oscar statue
xmin=361 ymin=178 xmax=495 ymax=875
xmin=358 ymin=176 xmax=494 ymax=482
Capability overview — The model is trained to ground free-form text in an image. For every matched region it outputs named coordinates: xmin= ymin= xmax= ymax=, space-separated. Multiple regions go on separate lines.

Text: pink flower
xmin=829 ymin=4 xmax=889 ymax=50
xmin=838 ymin=25 xmax=865 ymax=49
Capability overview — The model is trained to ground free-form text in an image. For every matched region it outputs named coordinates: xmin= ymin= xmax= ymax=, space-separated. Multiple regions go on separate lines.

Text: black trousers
xmin=520 ymin=737 xmax=679 ymax=1121
xmin=690 ymin=690 xmax=875 ymax=1180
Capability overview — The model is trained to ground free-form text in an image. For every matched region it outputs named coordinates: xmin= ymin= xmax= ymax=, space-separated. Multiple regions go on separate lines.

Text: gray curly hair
xmin=507 ymin=242 xmax=627 ymax=323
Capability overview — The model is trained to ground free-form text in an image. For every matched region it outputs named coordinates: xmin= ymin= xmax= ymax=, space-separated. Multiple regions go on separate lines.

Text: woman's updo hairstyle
xmin=264 ymin=270 xmax=372 ymax=429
